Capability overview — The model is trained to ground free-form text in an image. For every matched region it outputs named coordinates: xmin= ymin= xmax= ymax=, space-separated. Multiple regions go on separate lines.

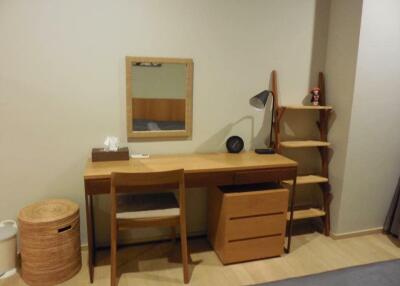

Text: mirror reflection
xmin=131 ymin=63 xmax=186 ymax=131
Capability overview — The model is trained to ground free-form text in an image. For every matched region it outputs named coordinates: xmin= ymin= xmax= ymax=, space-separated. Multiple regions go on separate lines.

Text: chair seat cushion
xmin=116 ymin=193 xmax=179 ymax=219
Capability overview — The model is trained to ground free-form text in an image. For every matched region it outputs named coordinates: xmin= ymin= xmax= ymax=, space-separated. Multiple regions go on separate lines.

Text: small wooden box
xmin=207 ymin=183 xmax=288 ymax=264
xmin=92 ymin=147 xmax=129 ymax=162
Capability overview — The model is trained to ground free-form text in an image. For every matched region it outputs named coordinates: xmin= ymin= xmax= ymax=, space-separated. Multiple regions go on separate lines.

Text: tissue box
xmin=92 ymin=147 xmax=129 ymax=162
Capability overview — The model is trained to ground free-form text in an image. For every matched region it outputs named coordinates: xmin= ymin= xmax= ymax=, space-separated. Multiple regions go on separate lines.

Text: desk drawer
xmin=224 ymin=188 xmax=288 ymax=218
xmin=234 ymin=168 xmax=296 ymax=185
xmin=85 ymin=179 xmax=110 ymax=194
xmin=223 ymin=235 xmax=284 ymax=264
xmin=185 ymin=171 xmax=234 ymax=188
xmin=226 ymin=214 xmax=286 ymax=241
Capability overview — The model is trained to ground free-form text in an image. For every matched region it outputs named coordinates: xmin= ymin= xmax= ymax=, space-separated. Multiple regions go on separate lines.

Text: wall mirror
xmin=126 ymin=56 xmax=193 ymax=139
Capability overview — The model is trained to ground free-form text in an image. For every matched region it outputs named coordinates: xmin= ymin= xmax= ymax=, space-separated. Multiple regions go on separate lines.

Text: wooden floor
xmin=2 ymin=232 xmax=400 ymax=286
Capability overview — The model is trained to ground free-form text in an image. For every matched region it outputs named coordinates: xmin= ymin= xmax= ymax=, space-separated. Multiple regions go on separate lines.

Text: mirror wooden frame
xmin=126 ymin=56 xmax=193 ymax=140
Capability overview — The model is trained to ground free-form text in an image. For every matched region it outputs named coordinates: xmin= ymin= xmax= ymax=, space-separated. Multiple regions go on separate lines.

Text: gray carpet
xmin=254 ymin=259 xmax=400 ymax=286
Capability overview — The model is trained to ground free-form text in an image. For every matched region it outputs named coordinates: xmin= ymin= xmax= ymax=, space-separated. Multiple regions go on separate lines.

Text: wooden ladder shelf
xmin=272 ymin=71 xmax=332 ymax=235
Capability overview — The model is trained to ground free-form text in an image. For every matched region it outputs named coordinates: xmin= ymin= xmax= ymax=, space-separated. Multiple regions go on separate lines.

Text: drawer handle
xmin=230 ymin=212 xmax=283 ymax=220
xmin=228 ymin=233 xmax=281 ymax=243
xmin=58 ymin=225 xmax=72 ymax=233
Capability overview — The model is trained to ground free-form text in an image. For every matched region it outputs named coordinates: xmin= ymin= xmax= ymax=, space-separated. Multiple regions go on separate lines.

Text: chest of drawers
xmin=207 ymin=184 xmax=288 ymax=264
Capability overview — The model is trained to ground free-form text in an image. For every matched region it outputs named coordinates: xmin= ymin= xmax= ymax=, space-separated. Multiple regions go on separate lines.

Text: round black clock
xmin=226 ymin=136 xmax=244 ymax=153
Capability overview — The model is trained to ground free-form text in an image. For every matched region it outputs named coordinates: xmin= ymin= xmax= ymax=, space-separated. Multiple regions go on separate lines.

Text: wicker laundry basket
xmin=19 ymin=199 xmax=81 ymax=286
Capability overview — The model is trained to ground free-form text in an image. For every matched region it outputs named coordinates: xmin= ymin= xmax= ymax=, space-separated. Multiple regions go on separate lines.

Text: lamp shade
xmin=249 ymin=90 xmax=272 ymax=111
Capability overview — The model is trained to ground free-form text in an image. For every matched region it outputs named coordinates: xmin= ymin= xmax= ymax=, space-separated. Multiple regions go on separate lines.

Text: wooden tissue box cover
xmin=92 ymin=147 xmax=129 ymax=162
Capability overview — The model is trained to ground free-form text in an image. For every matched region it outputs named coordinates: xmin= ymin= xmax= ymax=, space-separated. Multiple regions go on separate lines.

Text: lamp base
xmin=255 ymin=148 xmax=275 ymax=155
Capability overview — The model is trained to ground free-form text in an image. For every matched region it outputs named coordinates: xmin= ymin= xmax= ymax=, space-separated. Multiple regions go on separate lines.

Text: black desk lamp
xmin=249 ymin=90 xmax=276 ymax=154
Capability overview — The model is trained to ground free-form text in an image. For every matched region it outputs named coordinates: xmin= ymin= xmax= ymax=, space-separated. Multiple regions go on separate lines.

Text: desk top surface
xmin=84 ymin=151 xmax=297 ymax=179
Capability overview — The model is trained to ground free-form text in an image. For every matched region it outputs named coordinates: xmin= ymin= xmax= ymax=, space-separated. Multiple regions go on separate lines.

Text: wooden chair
xmin=110 ymin=169 xmax=189 ymax=286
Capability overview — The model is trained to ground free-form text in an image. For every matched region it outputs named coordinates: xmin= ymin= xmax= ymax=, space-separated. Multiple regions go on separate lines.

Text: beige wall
xmin=325 ymin=0 xmax=400 ymax=234
xmin=0 ymin=0 xmax=330 ymax=245
xmin=334 ymin=0 xmax=400 ymax=233
xmin=323 ymin=0 xmax=363 ymax=233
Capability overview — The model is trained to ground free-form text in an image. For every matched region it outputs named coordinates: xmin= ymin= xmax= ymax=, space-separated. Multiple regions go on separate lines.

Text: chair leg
xmin=179 ymin=221 xmax=190 ymax=284
xmin=110 ymin=222 xmax=118 ymax=286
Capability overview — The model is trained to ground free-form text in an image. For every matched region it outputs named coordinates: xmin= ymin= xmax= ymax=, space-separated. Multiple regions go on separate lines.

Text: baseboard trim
xmin=331 ymin=227 xmax=383 ymax=240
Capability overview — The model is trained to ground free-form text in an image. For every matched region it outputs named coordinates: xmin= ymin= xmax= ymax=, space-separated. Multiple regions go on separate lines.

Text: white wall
xmin=324 ymin=0 xmax=363 ymax=233
xmin=0 ymin=0 xmax=329 ymax=245
xmin=335 ymin=0 xmax=400 ymax=233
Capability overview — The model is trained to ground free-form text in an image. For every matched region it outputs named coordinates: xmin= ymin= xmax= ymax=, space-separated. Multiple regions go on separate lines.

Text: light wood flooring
xmin=2 ymin=232 xmax=400 ymax=286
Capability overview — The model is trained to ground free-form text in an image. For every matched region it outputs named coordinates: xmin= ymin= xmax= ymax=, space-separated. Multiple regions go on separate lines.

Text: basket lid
xmin=19 ymin=199 xmax=78 ymax=224
xmin=0 ymin=224 xmax=17 ymax=241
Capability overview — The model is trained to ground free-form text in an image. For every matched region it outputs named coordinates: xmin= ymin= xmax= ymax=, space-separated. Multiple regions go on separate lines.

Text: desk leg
xmin=84 ymin=185 xmax=95 ymax=283
xmin=90 ymin=194 xmax=97 ymax=265
xmin=285 ymin=176 xmax=297 ymax=253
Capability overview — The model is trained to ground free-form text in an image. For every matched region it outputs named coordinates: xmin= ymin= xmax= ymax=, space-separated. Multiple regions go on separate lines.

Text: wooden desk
xmin=84 ymin=152 xmax=298 ymax=283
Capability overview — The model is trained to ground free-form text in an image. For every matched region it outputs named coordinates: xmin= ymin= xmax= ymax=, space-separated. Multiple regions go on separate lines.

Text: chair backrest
xmin=110 ymin=169 xmax=186 ymax=218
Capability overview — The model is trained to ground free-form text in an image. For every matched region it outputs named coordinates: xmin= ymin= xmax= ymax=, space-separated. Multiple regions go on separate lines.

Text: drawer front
xmin=185 ymin=172 xmax=234 ymax=188
xmin=224 ymin=188 xmax=288 ymax=218
xmin=234 ymin=168 xmax=296 ymax=185
xmin=85 ymin=179 xmax=110 ymax=194
xmin=226 ymin=214 xmax=286 ymax=241
xmin=223 ymin=235 xmax=284 ymax=264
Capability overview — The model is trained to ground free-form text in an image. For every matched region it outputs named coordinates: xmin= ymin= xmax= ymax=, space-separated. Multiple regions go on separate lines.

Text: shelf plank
xmin=280 ymin=140 xmax=330 ymax=148
xmin=287 ymin=208 xmax=326 ymax=220
xmin=282 ymin=105 xmax=333 ymax=110
xmin=282 ymin=175 xmax=328 ymax=186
